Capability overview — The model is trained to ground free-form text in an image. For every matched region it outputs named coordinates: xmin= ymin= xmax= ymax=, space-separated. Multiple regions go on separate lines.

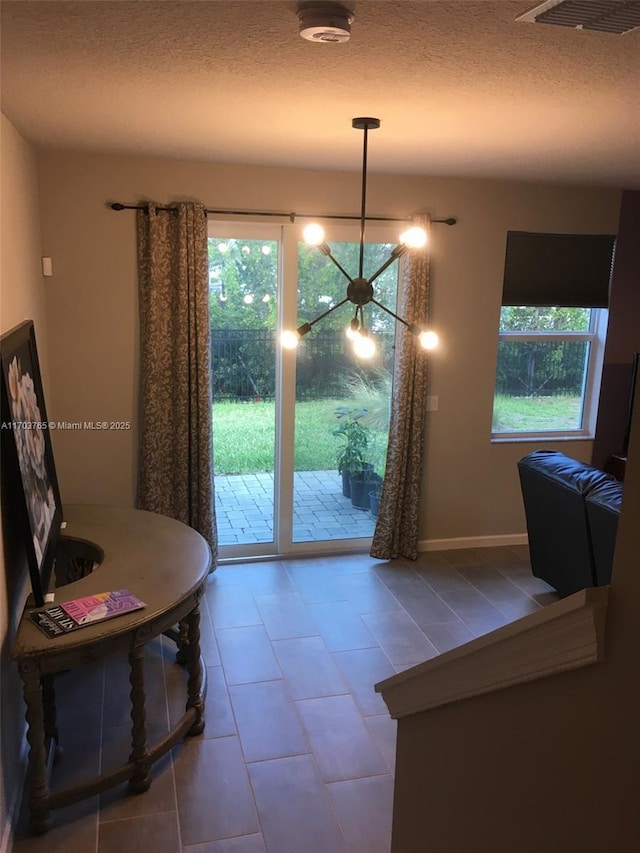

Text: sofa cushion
xmin=518 ymin=450 xmax=613 ymax=495
xmin=585 ymin=480 xmax=624 ymax=586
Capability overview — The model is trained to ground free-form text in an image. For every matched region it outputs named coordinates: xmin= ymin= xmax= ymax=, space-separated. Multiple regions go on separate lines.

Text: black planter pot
xmin=350 ymin=471 xmax=382 ymax=511
xmin=369 ymin=490 xmax=381 ymax=519
xmin=340 ymin=463 xmax=372 ymax=498
xmin=341 ymin=468 xmax=351 ymax=498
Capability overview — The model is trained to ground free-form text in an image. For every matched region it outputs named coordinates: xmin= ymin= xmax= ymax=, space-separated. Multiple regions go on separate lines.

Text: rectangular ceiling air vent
xmin=517 ymin=0 xmax=640 ymax=35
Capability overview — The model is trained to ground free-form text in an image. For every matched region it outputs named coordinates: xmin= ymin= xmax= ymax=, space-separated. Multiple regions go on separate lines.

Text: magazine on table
xmin=30 ymin=589 xmax=146 ymax=638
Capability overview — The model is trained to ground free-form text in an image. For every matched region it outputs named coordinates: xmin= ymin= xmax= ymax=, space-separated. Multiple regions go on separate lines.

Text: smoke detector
xmin=298 ymin=3 xmax=354 ymax=43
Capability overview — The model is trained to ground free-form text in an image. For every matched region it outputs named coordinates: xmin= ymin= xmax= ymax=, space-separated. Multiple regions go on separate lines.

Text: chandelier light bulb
xmin=218 ymin=242 xmax=228 ymax=253
xmin=346 ymin=316 xmax=361 ymax=340
xmin=219 ymin=291 xmax=227 ymax=303
xmin=281 ymin=330 xmax=300 ymax=350
xmin=400 ymin=226 xmax=428 ymax=249
xmin=243 ymin=294 xmax=254 ymax=305
xmin=419 ymin=330 xmax=439 ymax=350
xmin=345 ymin=324 xmax=359 ymax=341
xmin=352 ymin=333 xmax=376 ymax=359
xmin=303 ymin=223 xmax=326 ymax=246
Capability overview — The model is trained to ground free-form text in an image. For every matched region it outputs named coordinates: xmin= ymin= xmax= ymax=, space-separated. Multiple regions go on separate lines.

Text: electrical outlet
xmin=426 ymin=395 xmax=438 ymax=411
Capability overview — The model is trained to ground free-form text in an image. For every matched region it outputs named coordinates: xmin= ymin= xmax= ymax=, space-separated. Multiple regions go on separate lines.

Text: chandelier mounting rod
xmin=352 ymin=117 xmax=380 ymax=279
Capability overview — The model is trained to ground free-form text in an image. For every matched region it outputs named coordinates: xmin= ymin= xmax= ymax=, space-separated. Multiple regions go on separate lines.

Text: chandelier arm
xmin=367 ymin=247 xmax=406 ymax=285
xmin=369 ymin=298 xmax=420 ymax=335
xmin=302 ymin=296 xmax=351 ymax=332
xmin=322 ymin=247 xmax=354 ymax=282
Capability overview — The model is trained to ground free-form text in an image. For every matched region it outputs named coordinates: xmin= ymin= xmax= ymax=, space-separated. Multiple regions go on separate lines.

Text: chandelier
xmin=281 ymin=117 xmax=439 ymax=359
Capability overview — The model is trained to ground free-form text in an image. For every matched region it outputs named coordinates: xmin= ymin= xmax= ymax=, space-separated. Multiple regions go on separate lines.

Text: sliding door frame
xmin=209 ymin=217 xmax=402 ymax=562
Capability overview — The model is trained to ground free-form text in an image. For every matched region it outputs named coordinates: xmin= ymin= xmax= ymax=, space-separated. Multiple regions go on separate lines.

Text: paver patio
xmin=215 ymin=469 xmax=377 ymax=545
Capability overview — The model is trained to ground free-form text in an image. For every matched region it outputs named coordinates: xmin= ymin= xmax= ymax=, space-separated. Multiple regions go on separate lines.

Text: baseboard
xmin=1 ymin=728 xmax=28 ymax=853
xmin=418 ymin=533 xmax=529 ymax=552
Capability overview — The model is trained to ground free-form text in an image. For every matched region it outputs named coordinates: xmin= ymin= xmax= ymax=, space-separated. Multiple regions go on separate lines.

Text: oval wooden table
xmin=11 ymin=504 xmax=212 ymax=834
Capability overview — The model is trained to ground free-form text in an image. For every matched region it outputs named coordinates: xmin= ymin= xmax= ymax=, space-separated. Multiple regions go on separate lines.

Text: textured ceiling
xmin=1 ymin=1 xmax=639 ymax=186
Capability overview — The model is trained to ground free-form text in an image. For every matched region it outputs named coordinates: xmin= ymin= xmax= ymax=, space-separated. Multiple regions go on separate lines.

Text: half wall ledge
xmin=375 ymin=586 xmax=609 ymax=720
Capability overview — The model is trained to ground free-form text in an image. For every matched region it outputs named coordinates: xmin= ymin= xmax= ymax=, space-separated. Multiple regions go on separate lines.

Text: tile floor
xmin=12 ymin=545 xmax=558 ymax=853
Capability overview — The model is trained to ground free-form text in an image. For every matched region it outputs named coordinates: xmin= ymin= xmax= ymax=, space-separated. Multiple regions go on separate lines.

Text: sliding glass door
xmin=208 ymin=220 xmax=399 ymax=559
xmin=209 ymin=222 xmax=279 ymax=555
xmin=291 ymin=227 xmax=398 ymax=545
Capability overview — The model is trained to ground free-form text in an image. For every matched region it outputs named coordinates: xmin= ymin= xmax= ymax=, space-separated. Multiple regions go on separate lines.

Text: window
xmin=492 ymin=306 xmax=607 ymax=437
xmin=492 ymin=231 xmax=615 ymax=440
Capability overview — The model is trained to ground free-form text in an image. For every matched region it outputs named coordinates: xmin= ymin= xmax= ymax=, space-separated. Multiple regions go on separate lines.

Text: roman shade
xmin=502 ymin=231 xmax=616 ymax=308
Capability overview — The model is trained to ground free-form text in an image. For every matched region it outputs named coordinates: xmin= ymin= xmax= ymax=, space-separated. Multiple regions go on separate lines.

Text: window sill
xmin=491 ymin=434 xmax=594 ymax=444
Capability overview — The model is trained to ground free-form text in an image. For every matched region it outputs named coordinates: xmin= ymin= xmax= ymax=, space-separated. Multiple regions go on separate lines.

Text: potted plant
xmin=350 ymin=430 xmax=385 ymax=510
xmin=332 ymin=406 xmax=371 ymax=498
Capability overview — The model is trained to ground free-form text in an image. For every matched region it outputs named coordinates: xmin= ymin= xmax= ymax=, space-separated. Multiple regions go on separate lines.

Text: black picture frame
xmin=1 ymin=320 xmax=63 ymax=605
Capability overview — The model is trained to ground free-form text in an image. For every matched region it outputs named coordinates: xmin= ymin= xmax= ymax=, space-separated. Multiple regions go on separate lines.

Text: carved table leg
xmin=175 ymin=617 xmax=189 ymax=665
xmin=185 ymin=604 xmax=205 ymax=736
xmin=19 ymin=660 xmax=51 ymax=834
xmin=41 ymin=674 xmax=62 ymax=762
xmin=128 ymin=645 xmax=151 ymax=793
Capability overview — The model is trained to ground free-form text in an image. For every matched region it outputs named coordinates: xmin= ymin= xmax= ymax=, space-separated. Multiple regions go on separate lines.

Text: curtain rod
xmin=109 ymin=202 xmax=457 ymax=226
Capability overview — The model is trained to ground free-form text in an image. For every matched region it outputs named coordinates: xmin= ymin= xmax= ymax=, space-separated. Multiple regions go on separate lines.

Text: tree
xmin=496 ymin=307 xmax=592 ymax=396
xmin=208 ymin=237 xmax=401 ymax=334
xmin=499 ymin=306 xmax=590 ymax=332
xmin=208 ymin=238 xmax=278 ymax=330
xmin=207 ymin=236 xmax=401 ymax=400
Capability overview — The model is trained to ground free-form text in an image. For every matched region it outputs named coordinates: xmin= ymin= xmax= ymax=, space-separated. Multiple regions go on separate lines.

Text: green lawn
xmin=213 ymin=400 xmax=388 ymax=475
xmin=492 ymin=394 xmax=582 ymax=432
xmin=214 ymin=394 xmax=582 ymax=475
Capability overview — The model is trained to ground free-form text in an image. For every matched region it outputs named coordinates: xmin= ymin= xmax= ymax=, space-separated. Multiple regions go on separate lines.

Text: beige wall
xmin=0 ymin=114 xmax=48 ymax=851
xmin=36 ymin=149 xmax=621 ymax=541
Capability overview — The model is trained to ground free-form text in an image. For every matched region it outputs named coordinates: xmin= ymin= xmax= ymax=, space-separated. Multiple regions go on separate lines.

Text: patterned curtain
xmin=371 ymin=214 xmax=431 ymax=561
xmin=136 ymin=202 xmax=217 ymax=567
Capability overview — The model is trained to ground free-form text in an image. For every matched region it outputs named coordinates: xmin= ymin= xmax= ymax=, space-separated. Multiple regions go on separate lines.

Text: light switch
xmin=41 ymin=257 xmax=53 ymax=277
xmin=426 ymin=396 xmax=439 ymax=411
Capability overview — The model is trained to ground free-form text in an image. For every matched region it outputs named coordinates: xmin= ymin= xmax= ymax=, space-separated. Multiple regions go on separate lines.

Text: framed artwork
xmin=1 ymin=320 xmax=63 ymax=605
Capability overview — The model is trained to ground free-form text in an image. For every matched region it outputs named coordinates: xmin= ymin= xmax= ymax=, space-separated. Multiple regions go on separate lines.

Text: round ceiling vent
xmin=298 ymin=4 xmax=354 ymax=43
